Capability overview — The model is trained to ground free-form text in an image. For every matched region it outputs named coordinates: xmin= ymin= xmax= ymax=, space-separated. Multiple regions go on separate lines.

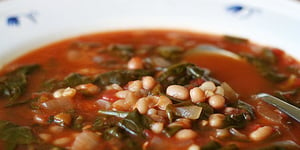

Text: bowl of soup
xmin=0 ymin=0 xmax=300 ymax=149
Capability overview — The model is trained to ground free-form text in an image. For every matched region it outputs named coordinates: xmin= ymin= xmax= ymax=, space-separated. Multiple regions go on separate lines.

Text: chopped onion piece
xmin=175 ymin=105 xmax=202 ymax=120
xmin=96 ymin=99 xmax=112 ymax=110
xmin=40 ymin=98 xmax=73 ymax=111
xmin=221 ymin=82 xmax=239 ymax=103
xmin=229 ymin=128 xmax=248 ymax=141
xmin=72 ymin=131 xmax=100 ymax=150
xmin=257 ymin=101 xmax=282 ymax=124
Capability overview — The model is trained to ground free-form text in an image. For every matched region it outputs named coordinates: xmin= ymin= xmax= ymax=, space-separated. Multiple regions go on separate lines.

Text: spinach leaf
xmin=98 ymin=110 xmax=129 ymax=118
xmin=42 ymin=73 xmax=92 ymax=91
xmin=224 ymin=35 xmax=248 ymax=44
xmin=155 ymin=46 xmax=184 ymax=62
xmin=157 ymin=63 xmax=212 ymax=90
xmin=162 ymin=126 xmax=182 ymax=137
xmin=92 ymin=115 xmax=120 ymax=131
xmin=255 ymin=140 xmax=300 ymax=150
xmin=201 ymin=141 xmax=239 ymax=150
xmin=201 ymin=141 xmax=222 ymax=150
xmin=220 ymin=144 xmax=239 ymax=150
xmin=118 ymin=109 xmax=152 ymax=136
xmin=107 ymin=44 xmax=134 ymax=60
xmin=94 ymin=69 xmax=154 ymax=87
xmin=0 ymin=120 xmax=37 ymax=150
xmin=235 ymin=100 xmax=255 ymax=119
xmin=240 ymin=52 xmax=287 ymax=83
xmin=196 ymin=102 xmax=214 ymax=119
xmin=103 ymin=126 xmax=124 ymax=140
xmin=224 ymin=113 xmax=248 ymax=129
xmin=0 ymin=64 xmax=39 ymax=102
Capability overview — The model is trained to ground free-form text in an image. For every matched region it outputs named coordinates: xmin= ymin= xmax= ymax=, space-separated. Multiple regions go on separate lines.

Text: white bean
xmin=53 ymin=137 xmax=71 ymax=146
xmin=142 ymin=76 xmax=156 ymax=90
xmin=188 ymin=144 xmax=200 ymax=150
xmin=209 ymin=114 xmax=225 ymax=128
xmin=166 ymin=85 xmax=189 ymax=100
xmin=39 ymin=133 xmax=52 ymax=142
xmin=128 ymin=80 xmax=143 ymax=92
xmin=200 ymin=81 xmax=216 ymax=91
xmin=135 ymin=97 xmax=150 ymax=114
xmin=151 ymin=122 xmax=164 ymax=134
xmin=75 ymin=83 xmax=99 ymax=95
xmin=128 ymin=57 xmax=143 ymax=70
xmin=190 ymin=87 xmax=206 ymax=103
xmin=249 ymin=126 xmax=273 ymax=142
xmin=157 ymin=95 xmax=172 ymax=110
xmin=208 ymin=95 xmax=225 ymax=109
xmin=215 ymin=86 xmax=225 ymax=96
xmin=175 ymin=129 xmax=197 ymax=140
xmin=53 ymin=87 xmax=76 ymax=98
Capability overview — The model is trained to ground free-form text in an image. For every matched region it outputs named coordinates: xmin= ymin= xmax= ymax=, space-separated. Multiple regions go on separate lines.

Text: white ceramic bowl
xmin=1 ymin=0 xmax=300 ymax=66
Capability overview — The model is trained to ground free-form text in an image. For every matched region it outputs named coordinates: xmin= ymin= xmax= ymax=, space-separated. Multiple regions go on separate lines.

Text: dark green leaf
xmin=92 ymin=116 xmax=120 ymax=131
xmin=156 ymin=46 xmax=184 ymax=62
xmin=220 ymin=144 xmax=239 ymax=150
xmin=255 ymin=140 xmax=300 ymax=150
xmin=261 ymin=49 xmax=277 ymax=64
xmin=94 ymin=69 xmax=154 ymax=87
xmin=118 ymin=109 xmax=152 ymax=136
xmin=0 ymin=120 xmax=37 ymax=150
xmin=235 ymin=100 xmax=255 ymax=119
xmin=98 ymin=110 xmax=129 ymax=118
xmin=157 ymin=63 xmax=211 ymax=90
xmin=240 ymin=53 xmax=287 ymax=83
xmin=201 ymin=141 xmax=222 ymax=150
xmin=42 ymin=73 xmax=93 ymax=91
xmin=107 ymin=44 xmax=134 ymax=60
xmin=72 ymin=115 xmax=84 ymax=130
xmin=224 ymin=35 xmax=248 ymax=44
xmin=196 ymin=102 xmax=214 ymax=119
xmin=0 ymin=64 xmax=39 ymax=102
xmin=103 ymin=126 xmax=124 ymax=140
xmin=162 ymin=126 xmax=182 ymax=138
xmin=224 ymin=113 xmax=248 ymax=129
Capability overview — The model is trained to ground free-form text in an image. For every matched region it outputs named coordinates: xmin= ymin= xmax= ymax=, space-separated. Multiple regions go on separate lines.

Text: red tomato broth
xmin=0 ymin=30 xmax=299 ymax=150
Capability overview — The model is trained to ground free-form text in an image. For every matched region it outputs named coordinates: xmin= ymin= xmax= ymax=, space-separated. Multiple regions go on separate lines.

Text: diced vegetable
xmin=257 ymin=101 xmax=282 ymax=124
xmin=40 ymin=98 xmax=73 ymax=111
xmin=221 ymin=82 xmax=239 ymax=103
xmin=71 ymin=131 xmax=100 ymax=150
xmin=174 ymin=105 xmax=202 ymax=120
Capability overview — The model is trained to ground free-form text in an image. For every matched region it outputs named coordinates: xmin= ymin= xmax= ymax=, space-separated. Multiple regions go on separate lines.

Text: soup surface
xmin=0 ymin=30 xmax=300 ymax=150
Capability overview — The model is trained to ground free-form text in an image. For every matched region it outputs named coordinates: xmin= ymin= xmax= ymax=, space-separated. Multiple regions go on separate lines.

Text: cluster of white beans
xmin=36 ymin=69 xmax=274 ymax=148
xmin=166 ymin=81 xmax=225 ymax=109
